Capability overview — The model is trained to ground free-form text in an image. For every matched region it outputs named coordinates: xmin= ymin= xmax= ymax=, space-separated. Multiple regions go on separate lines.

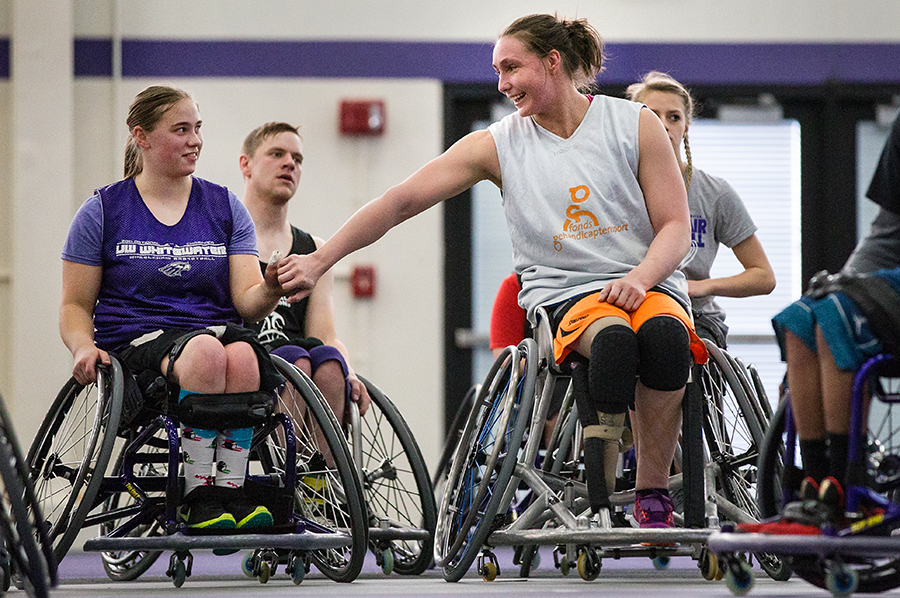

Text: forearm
xmin=234 ymin=282 xmax=283 ymax=324
xmin=691 ymin=266 xmax=776 ymax=299
xmin=631 ymin=222 xmax=691 ymax=290
xmin=59 ymin=304 xmax=97 ymax=356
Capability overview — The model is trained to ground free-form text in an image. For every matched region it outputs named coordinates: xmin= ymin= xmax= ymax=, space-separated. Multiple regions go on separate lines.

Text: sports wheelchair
xmin=434 ymin=305 xmax=784 ymax=583
xmin=0 ymin=393 xmax=56 ymax=598
xmin=710 ymin=352 xmax=900 ymax=596
xmin=26 ymin=352 xmax=368 ymax=587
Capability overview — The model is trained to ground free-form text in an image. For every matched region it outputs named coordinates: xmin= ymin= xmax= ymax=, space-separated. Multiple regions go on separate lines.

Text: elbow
xmin=753 ymin=267 xmax=777 ymax=296
xmin=394 ymin=194 xmax=420 ymax=224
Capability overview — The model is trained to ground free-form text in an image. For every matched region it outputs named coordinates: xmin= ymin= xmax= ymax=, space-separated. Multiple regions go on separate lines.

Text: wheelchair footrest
xmin=83 ymin=530 xmax=353 ymax=553
xmin=368 ymin=526 xmax=431 ymax=542
xmin=488 ymin=527 xmax=713 ymax=547
xmin=708 ymin=531 xmax=900 ymax=559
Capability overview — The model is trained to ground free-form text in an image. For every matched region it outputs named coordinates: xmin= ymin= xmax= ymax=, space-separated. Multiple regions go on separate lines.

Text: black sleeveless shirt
xmin=249 ymin=226 xmax=322 ymax=349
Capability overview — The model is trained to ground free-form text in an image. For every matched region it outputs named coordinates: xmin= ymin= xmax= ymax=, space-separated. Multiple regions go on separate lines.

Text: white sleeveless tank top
xmin=488 ymin=94 xmax=689 ymax=322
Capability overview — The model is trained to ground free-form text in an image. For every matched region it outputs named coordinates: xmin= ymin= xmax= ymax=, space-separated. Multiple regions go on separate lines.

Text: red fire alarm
xmin=350 ymin=265 xmax=377 ymax=298
xmin=339 ymin=100 xmax=386 ymax=135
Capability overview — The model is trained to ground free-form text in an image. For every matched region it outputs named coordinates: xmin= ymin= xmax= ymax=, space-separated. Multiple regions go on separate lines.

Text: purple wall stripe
xmin=74 ymin=38 xmax=113 ymax=77
xmin=0 ymin=38 xmax=896 ymax=85
xmin=0 ymin=39 xmax=8 ymax=78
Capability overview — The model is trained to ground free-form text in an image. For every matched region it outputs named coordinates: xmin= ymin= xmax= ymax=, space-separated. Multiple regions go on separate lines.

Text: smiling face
xmin=640 ymin=90 xmax=688 ymax=158
xmin=241 ymin=131 xmax=303 ymax=204
xmin=492 ymin=35 xmax=553 ymax=118
xmin=135 ymin=97 xmax=203 ymax=178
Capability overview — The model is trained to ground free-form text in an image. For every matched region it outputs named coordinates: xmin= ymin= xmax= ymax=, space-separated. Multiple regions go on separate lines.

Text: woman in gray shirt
xmin=627 ymin=72 xmax=776 ymax=348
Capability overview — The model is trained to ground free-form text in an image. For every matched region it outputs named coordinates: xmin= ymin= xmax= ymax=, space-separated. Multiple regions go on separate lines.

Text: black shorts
xmin=117 ymin=323 xmax=284 ymax=393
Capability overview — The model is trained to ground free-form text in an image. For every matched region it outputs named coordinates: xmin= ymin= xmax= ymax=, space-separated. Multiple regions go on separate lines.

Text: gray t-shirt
xmin=679 ymin=168 xmax=757 ymax=339
xmin=489 ymin=95 xmax=690 ymax=323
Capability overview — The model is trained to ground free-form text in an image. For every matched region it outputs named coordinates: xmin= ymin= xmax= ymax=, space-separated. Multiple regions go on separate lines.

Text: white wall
xmin=72 ymin=0 xmax=900 ymax=42
xmin=4 ymin=0 xmax=900 ymax=473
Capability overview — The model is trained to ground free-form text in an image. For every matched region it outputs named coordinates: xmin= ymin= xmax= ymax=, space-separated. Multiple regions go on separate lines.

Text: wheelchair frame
xmin=435 ymin=306 xmax=779 ymax=583
xmin=27 ymin=354 xmax=368 ymax=587
xmin=710 ymin=352 xmax=900 ymax=597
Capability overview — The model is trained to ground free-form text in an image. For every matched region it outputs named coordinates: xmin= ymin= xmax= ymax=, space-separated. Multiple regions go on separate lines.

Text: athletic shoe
xmin=735 ymin=518 xmax=821 ymax=535
xmin=218 ymin=487 xmax=274 ymax=529
xmin=734 ymin=478 xmax=836 ymax=535
xmin=182 ymin=501 xmax=236 ymax=530
xmin=229 ymin=501 xmax=274 ymax=529
xmin=818 ymin=477 xmax=844 ymax=518
xmin=799 ymin=476 xmax=820 ymax=501
xmin=634 ymin=489 xmax=675 ymax=529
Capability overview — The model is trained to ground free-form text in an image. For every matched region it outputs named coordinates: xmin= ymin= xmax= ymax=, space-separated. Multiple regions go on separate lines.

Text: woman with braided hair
xmin=627 ymin=72 xmax=776 ymax=349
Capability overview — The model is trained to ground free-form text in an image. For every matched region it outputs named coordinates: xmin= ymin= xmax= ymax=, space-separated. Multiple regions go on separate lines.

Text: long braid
xmin=683 ymin=132 xmax=694 ymax=193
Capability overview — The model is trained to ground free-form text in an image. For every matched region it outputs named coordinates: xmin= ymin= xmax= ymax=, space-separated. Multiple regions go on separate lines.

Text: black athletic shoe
xmin=221 ymin=488 xmax=274 ymax=529
xmin=181 ymin=485 xmax=237 ymax=530
xmin=182 ymin=501 xmax=236 ymax=529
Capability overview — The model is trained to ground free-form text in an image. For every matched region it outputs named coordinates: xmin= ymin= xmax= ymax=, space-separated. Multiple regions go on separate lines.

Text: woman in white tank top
xmin=279 ymin=13 xmax=698 ymax=530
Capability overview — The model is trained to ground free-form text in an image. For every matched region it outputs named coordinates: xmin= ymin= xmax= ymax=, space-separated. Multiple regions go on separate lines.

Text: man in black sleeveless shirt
xmin=240 ymin=122 xmax=370 ymax=424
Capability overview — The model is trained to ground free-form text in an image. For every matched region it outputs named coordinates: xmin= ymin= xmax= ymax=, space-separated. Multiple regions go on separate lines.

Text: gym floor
xmin=46 ymin=547 xmax=874 ymax=597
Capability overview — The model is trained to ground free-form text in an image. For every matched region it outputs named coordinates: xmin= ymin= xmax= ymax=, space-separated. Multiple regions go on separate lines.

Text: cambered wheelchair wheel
xmin=259 ymin=355 xmax=367 ymax=583
xmin=435 ymin=339 xmax=537 ymax=582
xmin=27 ymin=359 xmax=123 ymax=564
xmin=349 ymin=377 xmax=436 ymax=575
xmin=757 ymin=369 xmax=900 ymax=593
xmin=98 ymin=428 xmax=169 ymax=582
xmin=700 ymin=342 xmax=789 ymax=581
xmin=0 ymin=395 xmax=56 ymax=598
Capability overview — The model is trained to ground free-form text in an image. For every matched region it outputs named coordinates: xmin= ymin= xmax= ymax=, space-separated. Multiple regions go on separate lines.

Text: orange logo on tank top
xmin=552 ymin=185 xmax=628 ymax=251
xmin=563 ymin=186 xmax=598 ymax=231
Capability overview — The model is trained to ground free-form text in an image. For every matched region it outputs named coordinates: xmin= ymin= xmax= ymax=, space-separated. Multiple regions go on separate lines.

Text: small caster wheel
xmin=241 ymin=551 xmax=256 ymax=578
xmin=699 ymin=549 xmax=720 ymax=581
xmin=652 ymin=556 xmax=670 ymax=571
xmin=481 ymin=561 xmax=498 ymax=582
xmin=258 ymin=560 xmax=270 ymax=584
xmin=560 ymin=557 xmax=570 ymax=577
xmin=576 ymin=550 xmax=600 ymax=582
xmin=724 ymin=560 xmax=754 ymax=596
xmin=477 ymin=550 xmax=499 ymax=582
xmin=826 ymin=565 xmax=858 ymax=597
xmin=290 ymin=557 xmax=306 ymax=585
xmin=172 ymin=559 xmax=187 ymax=588
xmin=380 ymin=548 xmax=394 ymax=575
xmin=532 ymin=549 xmax=541 ymax=570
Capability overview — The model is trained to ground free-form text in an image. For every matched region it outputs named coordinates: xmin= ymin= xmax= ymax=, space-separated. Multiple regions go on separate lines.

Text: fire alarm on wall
xmin=339 ymin=100 xmax=386 ymax=135
xmin=350 ymin=265 xmax=377 ymax=298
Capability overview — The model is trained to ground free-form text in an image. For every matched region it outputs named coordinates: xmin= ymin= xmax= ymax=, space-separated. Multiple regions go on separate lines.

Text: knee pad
xmin=588 ymin=325 xmax=638 ymax=415
xmin=636 ymin=316 xmax=691 ymax=391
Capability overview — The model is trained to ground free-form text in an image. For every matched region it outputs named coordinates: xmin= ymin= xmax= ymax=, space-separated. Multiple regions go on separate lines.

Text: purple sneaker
xmin=634 ymin=489 xmax=674 ymax=529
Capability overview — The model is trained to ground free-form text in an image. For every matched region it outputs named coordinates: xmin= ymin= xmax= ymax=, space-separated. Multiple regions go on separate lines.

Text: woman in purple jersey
xmin=60 ymin=85 xmax=285 ymax=531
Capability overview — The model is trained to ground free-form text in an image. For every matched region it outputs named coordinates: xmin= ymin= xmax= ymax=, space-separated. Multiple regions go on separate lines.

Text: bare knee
xmin=169 ymin=334 xmax=228 ymax=393
xmin=224 ymin=341 xmax=260 ymax=393
xmin=312 ymin=361 xmax=347 ymax=414
xmin=293 ymin=357 xmax=312 ymax=377
xmin=785 ymin=330 xmax=817 ymax=369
